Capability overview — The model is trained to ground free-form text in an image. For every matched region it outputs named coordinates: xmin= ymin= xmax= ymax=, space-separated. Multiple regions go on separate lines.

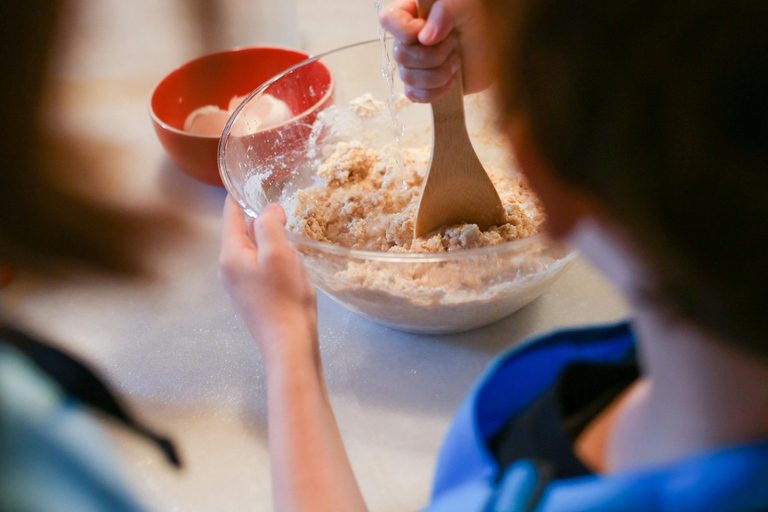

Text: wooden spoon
xmin=413 ymin=0 xmax=504 ymax=238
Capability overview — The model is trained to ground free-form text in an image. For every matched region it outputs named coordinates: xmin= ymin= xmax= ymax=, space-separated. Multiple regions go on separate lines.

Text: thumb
xmin=252 ymin=204 xmax=291 ymax=264
xmin=418 ymin=1 xmax=457 ymax=45
xmin=260 ymin=203 xmax=287 ymax=227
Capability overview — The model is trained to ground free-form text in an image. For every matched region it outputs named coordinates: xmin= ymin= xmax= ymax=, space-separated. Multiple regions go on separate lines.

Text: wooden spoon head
xmin=413 ymin=80 xmax=505 ymax=238
xmin=414 ymin=139 xmax=505 ymax=237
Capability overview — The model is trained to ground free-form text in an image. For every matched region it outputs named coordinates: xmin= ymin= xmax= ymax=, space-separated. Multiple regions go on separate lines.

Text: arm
xmin=220 ymin=197 xmax=367 ymax=512
xmin=379 ymin=0 xmax=495 ymax=102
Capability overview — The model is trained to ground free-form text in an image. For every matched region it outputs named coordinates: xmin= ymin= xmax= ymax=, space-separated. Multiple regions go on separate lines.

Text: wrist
xmin=263 ymin=340 xmax=326 ymax=395
xmin=252 ymin=322 xmax=321 ymax=373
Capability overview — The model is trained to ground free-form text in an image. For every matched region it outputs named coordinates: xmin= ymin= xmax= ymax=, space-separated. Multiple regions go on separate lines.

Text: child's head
xmin=1 ymin=1 xmax=178 ymax=279
xmin=483 ymin=0 xmax=768 ymax=354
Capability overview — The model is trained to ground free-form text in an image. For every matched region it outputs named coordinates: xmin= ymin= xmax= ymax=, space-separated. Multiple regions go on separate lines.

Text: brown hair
xmin=1 ymin=2 xmax=178 ymax=277
xmin=485 ymin=0 xmax=768 ymax=354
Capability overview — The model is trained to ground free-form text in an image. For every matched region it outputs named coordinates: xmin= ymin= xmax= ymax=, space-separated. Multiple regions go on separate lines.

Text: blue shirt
xmin=425 ymin=323 xmax=768 ymax=512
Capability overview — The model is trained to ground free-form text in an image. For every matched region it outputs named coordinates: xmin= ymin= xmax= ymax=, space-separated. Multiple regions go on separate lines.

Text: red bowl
xmin=150 ymin=47 xmax=324 ymax=187
xmin=220 ymin=57 xmax=335 ymax=187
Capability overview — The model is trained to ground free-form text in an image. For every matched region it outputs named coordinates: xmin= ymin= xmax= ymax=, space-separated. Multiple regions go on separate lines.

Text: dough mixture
xmin=286 ymin=141 xmax=544 ymax=252
xmin=246 ymin=93 xmax=571 ymax=333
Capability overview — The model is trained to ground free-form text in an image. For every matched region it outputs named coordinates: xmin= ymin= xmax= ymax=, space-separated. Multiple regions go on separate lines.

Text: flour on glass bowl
xmin=243 ymin=91 xmax=574 ymax=333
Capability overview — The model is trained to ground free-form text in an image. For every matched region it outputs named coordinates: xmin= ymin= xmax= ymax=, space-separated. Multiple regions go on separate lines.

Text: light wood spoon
xmin=413 ymin=0 xmax=504 ymax=238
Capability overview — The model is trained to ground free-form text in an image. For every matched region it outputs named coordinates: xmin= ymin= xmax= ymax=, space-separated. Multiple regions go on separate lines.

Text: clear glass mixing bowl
xmin=219 ymin=40 xmax=575 ymax=334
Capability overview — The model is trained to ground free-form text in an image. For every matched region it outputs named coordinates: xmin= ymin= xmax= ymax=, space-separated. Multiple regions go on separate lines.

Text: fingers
xmin=404 ymin=76 xmax=457 ymax=103
xmin=222 ymin=195 xmax=247 ymax=240
xmin=418 ymin=1 xmax=457 ymax=45
xmin=252 ymin=203 xmax=292 ymax=267
xmin=399 ymin=50 xmax=460 ymax=90
xmin=221 ymin=197 xmax=290 ymax=276
xmin=379 ymin=0 xmax=425 ymax=44
xmin=221 ymin=195 xmax=255 ymax=266
xmin=381 ymin=0 xmax=460 ymax=103
xmin=394 ymin=37 xmax=461 ymax=101
xmin=259 ymin=202 xmax=288 ymax=227
xmin=380 ymin=0 xmax=457 ymax=46
xmin=393 ymin=35 xmax=457 ymax=69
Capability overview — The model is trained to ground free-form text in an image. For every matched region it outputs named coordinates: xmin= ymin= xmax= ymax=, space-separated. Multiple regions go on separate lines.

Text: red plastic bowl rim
xmin=149 ymin=46 xmax=316 ymax=139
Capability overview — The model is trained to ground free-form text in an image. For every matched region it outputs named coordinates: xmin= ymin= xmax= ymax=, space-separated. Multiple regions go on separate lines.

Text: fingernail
xmin=420 ymin=23 xmax=435 ymax=44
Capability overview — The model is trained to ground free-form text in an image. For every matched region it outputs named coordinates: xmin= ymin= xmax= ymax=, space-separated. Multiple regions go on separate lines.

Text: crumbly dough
xmin=348 ymin=93 xmax=385 ymax=118
xmin=266 ymin=94 xmax=571 ymax=334
xmin=286 ymin=141 xmax=543 ymax=253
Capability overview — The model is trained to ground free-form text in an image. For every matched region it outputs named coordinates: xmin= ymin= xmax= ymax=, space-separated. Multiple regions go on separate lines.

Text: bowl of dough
xmin=219 ymin=40 xmax=575 ymax=334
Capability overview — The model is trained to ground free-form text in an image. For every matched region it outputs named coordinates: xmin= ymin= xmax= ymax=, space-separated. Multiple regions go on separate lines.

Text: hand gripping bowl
xmin=219 ymin=40 xmax=575 ymax=334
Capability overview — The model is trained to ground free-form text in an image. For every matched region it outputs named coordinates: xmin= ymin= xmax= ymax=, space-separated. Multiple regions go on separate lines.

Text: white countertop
xmin=4 ymin=1 xmax=629 ymax=510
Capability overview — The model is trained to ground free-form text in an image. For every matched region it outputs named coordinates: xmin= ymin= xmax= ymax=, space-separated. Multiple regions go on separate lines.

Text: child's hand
xmin=379 ymin=0 xmax=494 ymax=102
xmin=220 ymin=196 xmax=318 ymax=368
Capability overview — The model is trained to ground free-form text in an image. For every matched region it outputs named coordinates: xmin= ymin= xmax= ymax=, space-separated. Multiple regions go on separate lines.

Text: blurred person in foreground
xmin=1 ymin=3 xmax=180 ymax=510
xmin=220 ymin=0 xmax=768 ymax=510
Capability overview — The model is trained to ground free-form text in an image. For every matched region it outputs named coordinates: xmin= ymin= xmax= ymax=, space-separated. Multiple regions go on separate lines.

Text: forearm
xmin=219 ymin=197 xmax=363 ymax=511
xmin=265 ymin=338 xmax=368 ymax=512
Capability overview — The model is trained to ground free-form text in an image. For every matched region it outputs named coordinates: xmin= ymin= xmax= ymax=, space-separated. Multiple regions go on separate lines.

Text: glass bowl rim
xmin=218 ymin=39 xmax=566 ymax=263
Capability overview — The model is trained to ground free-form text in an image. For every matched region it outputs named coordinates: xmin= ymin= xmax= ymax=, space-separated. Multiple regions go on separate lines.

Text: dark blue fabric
xmin=432 ymin=323 xmax=635 ymax=499
xmin=426 ymin=322 xmax=768 ymax=512
xmin=475 ymin=325 xmax=636 ymax=440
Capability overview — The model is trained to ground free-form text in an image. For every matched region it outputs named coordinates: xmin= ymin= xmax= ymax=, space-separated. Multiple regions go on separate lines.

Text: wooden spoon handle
xmin=430 ymin=69 xmax=466 ymax=139
xmin=415 ymin=0 xmax=468 ymax=147
xmin=415 ymin=0 xmax=467 ymax=129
